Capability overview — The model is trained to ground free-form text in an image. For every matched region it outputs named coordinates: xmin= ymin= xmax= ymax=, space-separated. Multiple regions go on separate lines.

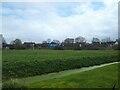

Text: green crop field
xmin=2 ymin=50 xmax=119 ymax=88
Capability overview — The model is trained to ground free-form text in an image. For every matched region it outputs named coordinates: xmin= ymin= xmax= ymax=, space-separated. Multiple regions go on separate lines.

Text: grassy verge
xmin=27 ymin=63 xmax=118 ymax=88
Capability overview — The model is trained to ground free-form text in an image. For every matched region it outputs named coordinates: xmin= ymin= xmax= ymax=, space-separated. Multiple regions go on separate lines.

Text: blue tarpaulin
xmin=48 ymin=44 xmax=59 ymax=47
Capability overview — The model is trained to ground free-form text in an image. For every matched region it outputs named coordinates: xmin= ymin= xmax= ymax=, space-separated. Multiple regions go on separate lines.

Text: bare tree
xmin=92 ymin=37 xmax=100 ymax=43
xmin=11 ymin=39 xmax=22 ymax=45
xmin=75 ymin=36 xmax=86 ymax=43
xmin=47 ymin=39 xmax=51 ymax=43
xmin=101 ymin=37 xmax=111 ymax=43
xmin=64 ymin=38 xmax=74 ymax=44
xmin=42 ymin=41 xmax=47 ymax=44
xmin=10 ymin=39 xmax=23 ymax=49
xmin=52 ymin=40 xmax=60 ymax=44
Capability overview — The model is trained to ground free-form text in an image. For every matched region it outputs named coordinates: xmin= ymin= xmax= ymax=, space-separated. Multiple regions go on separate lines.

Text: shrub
xmin=53 ymin=46 xmax=64 ymax=50
xmin=3 ymin=55 xmax=118 ymax=81
xmin=74 ymin=47 xmax=81 ymax=50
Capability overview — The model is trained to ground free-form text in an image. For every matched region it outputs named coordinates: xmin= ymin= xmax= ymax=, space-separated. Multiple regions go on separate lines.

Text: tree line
xmin=2 ymin=36 xmax=120 ymax=50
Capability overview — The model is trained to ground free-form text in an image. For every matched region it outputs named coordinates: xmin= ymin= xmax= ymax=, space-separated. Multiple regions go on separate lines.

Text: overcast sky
xmin=1 ymin=1 xmax=118 ymax=43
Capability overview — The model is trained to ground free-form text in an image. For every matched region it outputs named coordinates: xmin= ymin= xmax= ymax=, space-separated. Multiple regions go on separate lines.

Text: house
xmin=23 ymin=42 xmax=35 ymax=49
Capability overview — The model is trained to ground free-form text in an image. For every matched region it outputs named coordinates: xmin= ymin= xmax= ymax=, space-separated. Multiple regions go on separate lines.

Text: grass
xmin=3 ymin=50 xmax=118 ymax=62
xmin=2 ymin=79 xmax=27 ymax=88
xmin=26 ymin=63 xmax=119 ymax=88
xmin=2 ymin=50 xmax=119 ymax=88
xmin=2 ymin=50 xmax=118 ymax=80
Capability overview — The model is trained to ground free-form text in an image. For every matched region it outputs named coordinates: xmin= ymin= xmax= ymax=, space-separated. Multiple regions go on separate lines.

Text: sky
xmin=1 ymin=0 xmax=118 ymax=43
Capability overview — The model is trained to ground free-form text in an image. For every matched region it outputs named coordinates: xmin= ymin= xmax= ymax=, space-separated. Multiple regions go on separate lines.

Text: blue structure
xmin=48 ymin=44 xmax=59 ymax=47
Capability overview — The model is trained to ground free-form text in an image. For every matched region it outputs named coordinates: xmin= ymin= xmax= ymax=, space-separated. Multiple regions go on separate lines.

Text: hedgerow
xmin=3 ymin=55 xmax=119 ymax=81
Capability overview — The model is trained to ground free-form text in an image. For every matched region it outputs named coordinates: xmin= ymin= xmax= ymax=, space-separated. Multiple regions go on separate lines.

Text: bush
xmin=74 ymin=47 xmax=81 ymax=50
xmin=9 ymin=45 xmax=26 ymax=50
xmin=53 ymin=46 xmax=64 ymax=50
xmin=3 ymin=55 xmax=118 ymax=81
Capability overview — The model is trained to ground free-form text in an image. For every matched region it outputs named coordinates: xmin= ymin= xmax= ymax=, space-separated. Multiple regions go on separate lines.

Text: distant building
xmin=23 ymin=42 xmax=35 ymax=49
xmin=115 ymin=41 xmax=118 ymax=45
xmin=115 ymin=38 xmax=120 ymax=45
xmin=24 ymin=42 xmax=35 ymax=45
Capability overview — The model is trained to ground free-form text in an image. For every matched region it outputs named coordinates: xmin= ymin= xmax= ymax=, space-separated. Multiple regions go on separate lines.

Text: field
xmin=2 ymin=50 xmax=119 ymax=88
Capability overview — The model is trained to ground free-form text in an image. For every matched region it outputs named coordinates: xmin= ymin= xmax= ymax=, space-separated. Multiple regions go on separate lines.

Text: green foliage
xmin=27 ymin=63 xmax=118 ymax=88
xmin=2 ymin=79 xmax=27 ymax=89
xmin=74 ymin=47 xmax=81 ymax=50
xmin=53 ymin=46 xmax=64 ymax=50
xmin=2 ymin=50 xmax=119 ymax=81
